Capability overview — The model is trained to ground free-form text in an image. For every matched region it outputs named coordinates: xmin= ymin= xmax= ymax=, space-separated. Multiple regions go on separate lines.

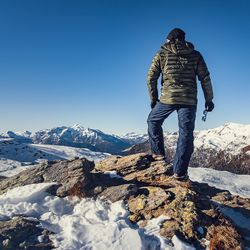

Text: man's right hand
xmin=151 ymin=100 xmax=159 ymax=109
xmin=205 ymin=100 xmax=214 ymax=112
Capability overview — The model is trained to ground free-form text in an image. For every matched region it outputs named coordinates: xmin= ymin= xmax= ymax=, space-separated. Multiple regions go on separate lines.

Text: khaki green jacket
xmin=147 ymin=41 xmax=213 ymax=105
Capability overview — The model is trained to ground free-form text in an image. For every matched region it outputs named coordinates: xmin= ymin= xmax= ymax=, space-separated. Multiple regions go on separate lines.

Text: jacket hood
xmin=161 ymin=41 xmax=194 ymax=55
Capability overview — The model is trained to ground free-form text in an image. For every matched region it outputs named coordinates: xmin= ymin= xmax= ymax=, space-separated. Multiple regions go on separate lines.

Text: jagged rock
xmin=0 ymin=158 xmax=95 ymax=197
xmin=0 ymin=216 xmax=53 ymax=249
xmin=160 ymin=219 xmax=181 ymax=238
xmin=100 ymin=184 xmax=137 ymax=202
xmin=96 ymin=153 xmax=247 ymax=248
xmin=207 ymin=225 xmax=242 ymax=250
xmin=128 ymin=186 xmax=171 ymax=220
xmin=0 ymin=176 xmax=6 ymax=181
xmin=96 ymin=153 xmax=170 ymax=183
xmin=128 ymin=185 xmax=199 ymax=240
xmin=95 ymin=153 xmax=152 ymax=176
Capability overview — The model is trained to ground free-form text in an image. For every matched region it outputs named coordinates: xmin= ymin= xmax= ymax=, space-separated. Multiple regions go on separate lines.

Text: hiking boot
xmin=171 ymin=173 xmax=189 ymax=181
xmin=164 ymin=164 xmax=174 ymax=176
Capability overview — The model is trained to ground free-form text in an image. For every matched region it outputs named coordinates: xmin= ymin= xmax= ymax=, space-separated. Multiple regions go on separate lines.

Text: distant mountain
xmin=118 ymin=132 xmax=148 ymax=145
xmin=123 ymin=123 xmax=250 ymax=174
xmin=3 ymin=125 xmax=147 ymax=154
xmin=5 ymin=131 xmax=32 ymax=143
xmin=30 ymin=124 xmax=132 ymax=154
xmin=3 ymin=122 xmax=250 ymax=173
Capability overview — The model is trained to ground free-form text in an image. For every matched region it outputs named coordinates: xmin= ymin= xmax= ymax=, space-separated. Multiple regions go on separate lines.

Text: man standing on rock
xmin=147 ymin=28 xmax=214 ymax=181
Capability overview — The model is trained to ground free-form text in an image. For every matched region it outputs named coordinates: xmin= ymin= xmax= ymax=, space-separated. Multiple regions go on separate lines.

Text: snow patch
xmin=189 ymin=167 xmax=250 ymax=198
xmin=0 ymin=184 xmax=196 ymax=250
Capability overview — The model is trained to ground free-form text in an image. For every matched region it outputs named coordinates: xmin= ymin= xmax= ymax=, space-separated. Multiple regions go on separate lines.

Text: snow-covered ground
xmin=0 ymin=172 xmax=249 ymax=250
xmin=0 ymin=139 xmax=109 ymax=177
xmin=0 ymin=183 xmax=195 ymax=250
xmin=189 ymin=167 xmax=250 ymax=198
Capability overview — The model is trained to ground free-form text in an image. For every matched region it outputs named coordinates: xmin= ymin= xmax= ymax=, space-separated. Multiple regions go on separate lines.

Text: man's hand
xmin=151 ymin=99 xmax=159 ymax=109
xmin=205 ymin=100 xmax=214 ymax=112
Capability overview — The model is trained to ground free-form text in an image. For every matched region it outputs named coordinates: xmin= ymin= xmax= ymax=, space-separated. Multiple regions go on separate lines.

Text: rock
xmin=128 ymin=184 xmax=199 ymax=239
xmin=207 ymin=225 xmax=242 ymax=250
xmin=100 ymin=184 xmax=138 ymax=202
xmin=0 ymin=176 xmax=7 ymax=181
xmin=96 ymin=153 xmax=170 ymax=183
xmin=95 ymin=153 xmax=152 ymax=175
xmin=128 ymin=186 xmax=171 ymax=220
xmin=160 ymin=219 xmax=181 ymax=239
xmin=0 ymin=158 xmax=95 ymax=197
xmin=96 ymin=153 xmax=246 ymax=248
xmin=0 ymin=216 xmax=53 ymax=249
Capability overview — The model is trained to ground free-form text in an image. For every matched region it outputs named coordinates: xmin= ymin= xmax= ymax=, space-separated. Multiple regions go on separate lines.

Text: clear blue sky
xmin=0 ymin=0 xmax=249 ymax=134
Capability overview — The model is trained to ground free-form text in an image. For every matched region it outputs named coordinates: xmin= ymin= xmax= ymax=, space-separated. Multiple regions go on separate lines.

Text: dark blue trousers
xmin=147 ymin=101 xmax=196 ymax=176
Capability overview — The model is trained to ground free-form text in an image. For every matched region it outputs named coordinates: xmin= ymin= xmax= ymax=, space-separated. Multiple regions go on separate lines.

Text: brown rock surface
xmin=96 ymin=153 xmax=250 ymax=249
xmin=0 ymin=158 xmax=94 ymax=197
xmin=0 ymin=216 xmax=53 ymax=249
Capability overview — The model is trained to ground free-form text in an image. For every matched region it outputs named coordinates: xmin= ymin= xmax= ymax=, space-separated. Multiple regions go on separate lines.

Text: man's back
xmin=147 ymin=40 xmax=213 ymax=106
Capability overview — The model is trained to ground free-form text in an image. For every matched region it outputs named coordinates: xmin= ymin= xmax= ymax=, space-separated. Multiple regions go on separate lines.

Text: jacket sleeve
xmin=197 ymin=54 xmax=214 ymax=102
xmin=147 ymin=52 xmax=162 ymax=102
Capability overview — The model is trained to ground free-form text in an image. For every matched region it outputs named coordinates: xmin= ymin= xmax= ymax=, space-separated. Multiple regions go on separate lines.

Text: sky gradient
xmin=0 ymin=0 xmax=250 ymax=134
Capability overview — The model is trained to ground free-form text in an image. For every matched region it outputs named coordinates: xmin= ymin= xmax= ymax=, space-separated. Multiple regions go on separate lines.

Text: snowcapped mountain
xmin=124 ymin=122 xmax=250 ymax=174
xmin=3 ymin=126 xmax=148 ymax=154
xmin=2 ymin=122 xmax=250 ymax=174
xmin=118 ymin=132 xmax=148 ymax=145
xmin=5 ymin=125 xmax=133 ymax=154
xmin=5 ymin=131 xmax=32 ymax=143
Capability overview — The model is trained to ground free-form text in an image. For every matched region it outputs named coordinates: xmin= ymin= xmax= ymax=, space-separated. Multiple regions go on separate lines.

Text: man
xmin=147 ymin=28 xmax=214 ymax=181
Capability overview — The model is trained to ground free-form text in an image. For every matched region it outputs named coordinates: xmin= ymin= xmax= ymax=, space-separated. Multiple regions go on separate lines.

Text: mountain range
xmin=1 ymin=124 xmax=147 ymax=154
xmin=1 ymin=122 xmax=250 ymax=174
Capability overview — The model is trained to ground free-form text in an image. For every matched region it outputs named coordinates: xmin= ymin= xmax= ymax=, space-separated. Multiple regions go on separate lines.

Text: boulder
xmin=100 ymin=183 xmax=137 ymax=202
xmin=0 ymin=216 xmax=53 ymax=249
xmin=0 ymin=158 xmax=95 ymax=197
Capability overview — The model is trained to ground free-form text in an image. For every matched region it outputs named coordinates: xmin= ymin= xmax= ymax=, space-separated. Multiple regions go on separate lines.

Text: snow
xmin=30 ymin=143 xmax=109 ymax=162
xmin=0 ymin=139 xmax=109 ymax=177
xmin=189 ymin=167 xmax=250 ymax=198
xmin=118 ymin=132 xmax=148 ymax=145
xmin=216 ymin=202 xmax=250 ymax=230
xmin=0 ymin=184 xmax=195 ymax=250
xmin=0 ymin=158 xmax=33 ymax=177
xmin=104 ymin=170 xmax=123 ymax=179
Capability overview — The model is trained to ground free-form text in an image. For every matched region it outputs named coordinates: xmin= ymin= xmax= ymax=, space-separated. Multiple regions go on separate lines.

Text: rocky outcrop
xmin=95 ymin=153 xmax=249 ymax=249
xmin=0 ymin=176 xmax=6 ymax=181
xmin=1 ymin=153 xmax=250 ymax=249
xmin=0 ymin=216 xmax=53 ymax=249
xmin=0 ymin=158 xmax=94 ymax=197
